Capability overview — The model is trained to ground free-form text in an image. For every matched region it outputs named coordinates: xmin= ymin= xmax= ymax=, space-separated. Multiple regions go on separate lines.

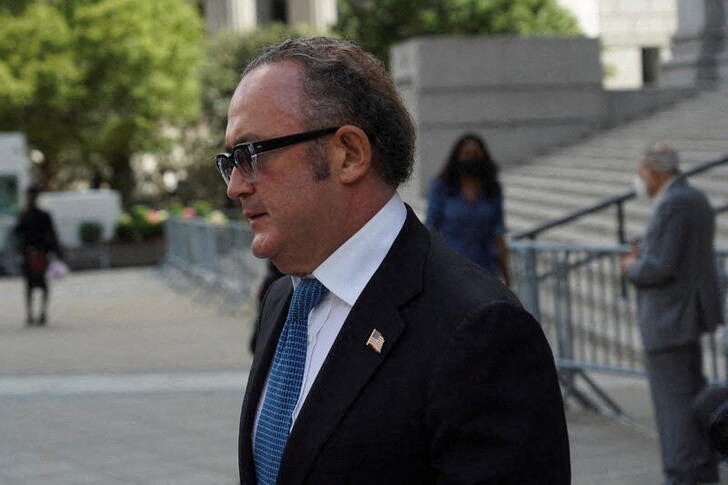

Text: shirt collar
xmin=654 ymin=175 xmax=678 ymax=206
xmin=292 ymin=193 xmax=407 ymax=306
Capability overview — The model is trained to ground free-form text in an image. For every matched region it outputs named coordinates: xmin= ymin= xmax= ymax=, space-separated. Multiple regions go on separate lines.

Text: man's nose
xmin=227 ymin=167 xmax=255 ymax=200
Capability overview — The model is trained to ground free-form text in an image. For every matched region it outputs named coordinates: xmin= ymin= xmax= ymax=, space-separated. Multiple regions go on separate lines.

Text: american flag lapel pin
xmin=366 ymin=329 xmax=385 ymax=354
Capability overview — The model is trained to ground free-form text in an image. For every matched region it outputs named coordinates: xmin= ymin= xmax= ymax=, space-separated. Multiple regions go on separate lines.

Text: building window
xmin=642 ymin=47 xmax=660 ymax=86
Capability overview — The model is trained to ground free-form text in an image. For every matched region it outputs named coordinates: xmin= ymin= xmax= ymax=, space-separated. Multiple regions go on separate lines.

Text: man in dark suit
xmin=622 ymin=143 xmax=724 ymax=485
xmin=216 ymin=36 xmax=570 ymax=484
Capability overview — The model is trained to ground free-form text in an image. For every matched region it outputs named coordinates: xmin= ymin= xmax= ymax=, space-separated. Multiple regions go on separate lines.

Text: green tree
xmin=0 ymin=3 xmax=85 ymax=188
xmin=72 ymin=0 xmax=203 ymax=203
xmin=0 ymin=0 xmax=202 ymax=204
xmin=0 ymin=0 xmax=33 ymax=14
xmin=336 ymin=0 xmax=581 ymax=65
xmin=200 ymin=23 xmax=320 ymax=137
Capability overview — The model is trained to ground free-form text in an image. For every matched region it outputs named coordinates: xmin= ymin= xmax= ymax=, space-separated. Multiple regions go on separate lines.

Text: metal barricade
xmin=164 ymin=217 xmax=265 ymax=305
xmin=509 ymin=240 xmax=728 ymax=413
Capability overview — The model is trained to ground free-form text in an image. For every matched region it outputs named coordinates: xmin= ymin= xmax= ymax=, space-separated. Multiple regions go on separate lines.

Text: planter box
xmin=66 ymin=241 xmax=165 ymax=270
xmin=108 ymin=240 xmax=165 ymax=268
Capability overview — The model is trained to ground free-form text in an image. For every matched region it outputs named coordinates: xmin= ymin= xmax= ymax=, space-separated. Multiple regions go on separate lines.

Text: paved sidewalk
xmin=0 ymin=267 xmax=722 ymax=484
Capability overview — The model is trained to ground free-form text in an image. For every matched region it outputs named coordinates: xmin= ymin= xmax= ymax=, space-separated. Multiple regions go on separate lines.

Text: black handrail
xmin=512 ymin=154 xmax=728 ymax=241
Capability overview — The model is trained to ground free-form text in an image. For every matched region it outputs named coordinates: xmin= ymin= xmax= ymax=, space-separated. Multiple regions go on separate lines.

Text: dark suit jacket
xmin=239 ymin=209 xmax=570 ymax=484
xmin=627 ymin=177 xmax=724 ymax=352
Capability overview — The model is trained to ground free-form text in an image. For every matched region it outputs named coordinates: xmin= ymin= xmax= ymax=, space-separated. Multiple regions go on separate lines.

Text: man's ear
xmin=333 ymin=125 xmax=372 ymax=184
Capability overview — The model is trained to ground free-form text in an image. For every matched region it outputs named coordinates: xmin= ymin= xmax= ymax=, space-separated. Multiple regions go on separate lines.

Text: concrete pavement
xmin=0 ymin=267 xmax=722 ymax=484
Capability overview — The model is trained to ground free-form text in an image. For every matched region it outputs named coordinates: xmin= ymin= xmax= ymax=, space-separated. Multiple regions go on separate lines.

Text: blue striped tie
xmin=254 ymin=278 xmax=328 ymax=485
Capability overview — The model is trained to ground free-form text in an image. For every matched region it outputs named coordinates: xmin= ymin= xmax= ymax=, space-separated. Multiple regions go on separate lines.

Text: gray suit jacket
xmin=627 ymin=177 xmax=724 ymax=352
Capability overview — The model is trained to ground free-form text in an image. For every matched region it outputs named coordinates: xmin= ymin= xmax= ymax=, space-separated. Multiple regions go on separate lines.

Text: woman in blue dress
xmin=426 ymin=134 xmax=510 ymax=285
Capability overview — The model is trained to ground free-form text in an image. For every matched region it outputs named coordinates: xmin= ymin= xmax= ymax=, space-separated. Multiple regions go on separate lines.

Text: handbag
xmin=46 ymin=258 xmax=70 ymax=279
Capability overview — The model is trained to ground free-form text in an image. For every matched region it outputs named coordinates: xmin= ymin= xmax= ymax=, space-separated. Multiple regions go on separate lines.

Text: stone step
xmin=506 ymin=209 xmax=647 ymax=242
xmin=500 ymin=85 xmax=728 ymax=246
xmin=523 ymin=150 xmax=728 ymax=170
xmin=504 ymin=173 xmax=728 ymax=213
xmin=506 ymin=196 xmax=728 ymax=243
xmin=507 ymin=208 xmax=728 ymax=246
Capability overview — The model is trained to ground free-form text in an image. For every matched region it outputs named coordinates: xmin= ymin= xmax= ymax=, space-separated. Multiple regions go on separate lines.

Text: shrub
xmin=114 ymin=213 xmax=137 ymax=243
xmin=114 ymin=206 xmax=166 ymax=243
xmin=193 ymin=200 xmax=213 ymax=218
xmin=79 ymin=221 xmax=103 ymax=245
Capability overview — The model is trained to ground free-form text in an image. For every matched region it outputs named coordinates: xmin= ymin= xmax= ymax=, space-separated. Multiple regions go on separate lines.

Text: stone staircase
xmin=501 ymin=86 xmax=728 ymax=247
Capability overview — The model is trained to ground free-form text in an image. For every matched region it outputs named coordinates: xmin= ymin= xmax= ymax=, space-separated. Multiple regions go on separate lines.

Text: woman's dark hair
xmin=438 ymin=133 xmax=501 ymax=198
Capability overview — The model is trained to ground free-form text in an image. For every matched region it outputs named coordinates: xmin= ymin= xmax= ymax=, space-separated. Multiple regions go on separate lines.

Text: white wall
xmin=37 ymin=190 xmax=122 ymax=248
xmin=557 ymin=0 xmax=600 ymax=37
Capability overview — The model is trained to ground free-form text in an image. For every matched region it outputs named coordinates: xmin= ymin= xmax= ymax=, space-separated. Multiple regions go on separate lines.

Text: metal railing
xmin=512 ymin=154 xmax=728 ymax=242
xmin=164 ymin=217 xmax=265 ymax=304
xmin=510 ymin=239 xmax=728 ymax=413
xmin=163 ymin=215 xmax=728 ymax=415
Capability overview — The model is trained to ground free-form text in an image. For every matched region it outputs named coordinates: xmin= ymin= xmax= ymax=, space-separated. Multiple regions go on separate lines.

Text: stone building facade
xmin=197 ymin=0 xmax=337 ymax=32
xmin=557 ymin=0 xmax=728 ymax=90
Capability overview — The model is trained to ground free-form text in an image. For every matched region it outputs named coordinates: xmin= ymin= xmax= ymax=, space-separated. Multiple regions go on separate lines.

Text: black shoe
xmin=38 ymin=314 xmax=46 ymax=326
xmin=26 ymin=316 xmax=34 ymax=326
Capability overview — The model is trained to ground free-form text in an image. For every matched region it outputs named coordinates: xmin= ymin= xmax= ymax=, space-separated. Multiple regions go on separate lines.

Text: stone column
xmin=662 ymin=0 xmax=728 ymax=87
xmin=229 ymin=0 xmax=258 ymax=31
xmin=202 ymin=0 xmax=257 ymax=32
xmin=287 ymin=0 xmax=337 ymax=30
xmin=701 ymin=0 xmax=728 ymax=86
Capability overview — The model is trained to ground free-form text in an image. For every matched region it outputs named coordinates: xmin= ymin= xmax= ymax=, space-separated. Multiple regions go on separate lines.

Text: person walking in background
xmin=426 ymin=134 xmax=510 ymax=285
xmin=216 ymin=37 xmax=569 ymax=484
xmin=621 ymin=142 xmax=723 ymax=485
xmin=14 ymin=185 xmax=64 ymax=326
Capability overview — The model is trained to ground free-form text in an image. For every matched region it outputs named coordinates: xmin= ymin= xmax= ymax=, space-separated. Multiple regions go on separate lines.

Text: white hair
xmin=640 ymin=142 xmax=680 ymax=174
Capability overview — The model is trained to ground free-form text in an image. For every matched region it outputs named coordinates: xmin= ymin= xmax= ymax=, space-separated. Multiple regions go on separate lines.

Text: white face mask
xmin=633 ymin=176 xmax=648 ymax=199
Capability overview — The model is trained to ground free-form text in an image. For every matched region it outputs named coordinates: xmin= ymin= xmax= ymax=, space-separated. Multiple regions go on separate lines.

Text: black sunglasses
xmin=214 ymin=127 xmax=340 ymax=184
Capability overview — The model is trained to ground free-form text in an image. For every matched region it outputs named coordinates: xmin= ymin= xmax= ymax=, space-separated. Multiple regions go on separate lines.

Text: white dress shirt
xmin=653 ymin=175 xmax=678 ymax=207
xmin=253 ymin=192 xmax=407 ymax=444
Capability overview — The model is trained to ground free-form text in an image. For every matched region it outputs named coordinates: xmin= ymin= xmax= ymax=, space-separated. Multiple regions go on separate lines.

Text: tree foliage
xmin=200 ymin=23 xmax=320 ymax=137
xmin=336 ymin=0 xmax=581 ymax=65
xmin=0 ymin=0 xmax=202 ymax=204
xmin=0 ymin=3 xmax=85 ymax=184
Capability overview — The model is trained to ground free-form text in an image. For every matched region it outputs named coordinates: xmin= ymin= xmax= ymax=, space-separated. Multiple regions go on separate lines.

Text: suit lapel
xmin=278 ymin=209 xmax=430 ymax=483
xmin=239 ymin=278 xmax=293 ymax=484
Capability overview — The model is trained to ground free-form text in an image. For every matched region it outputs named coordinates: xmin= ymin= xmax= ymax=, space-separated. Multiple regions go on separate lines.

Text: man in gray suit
xmin=622 ymin=142 xmax=724 ymax=485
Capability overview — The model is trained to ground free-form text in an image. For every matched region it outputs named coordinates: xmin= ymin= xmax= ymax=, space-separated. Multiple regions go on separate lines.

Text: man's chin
xmin=251 ymin=247 xmax=274 ymax=261
xmin=250 ymin=234 xmax=275 ymax=260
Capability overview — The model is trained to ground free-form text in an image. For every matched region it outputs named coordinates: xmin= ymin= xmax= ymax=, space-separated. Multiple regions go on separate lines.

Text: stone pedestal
xmin=391 ymin=36 xmax=604 ymax=199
